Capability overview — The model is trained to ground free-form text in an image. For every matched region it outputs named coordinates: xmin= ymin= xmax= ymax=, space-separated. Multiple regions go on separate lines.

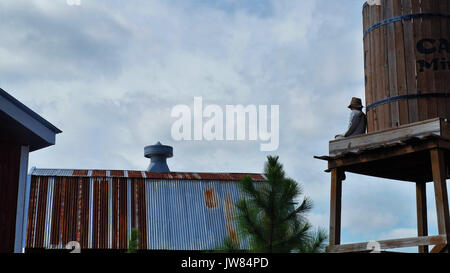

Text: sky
xmin=1 ymin=0 xmax=447 ymax=252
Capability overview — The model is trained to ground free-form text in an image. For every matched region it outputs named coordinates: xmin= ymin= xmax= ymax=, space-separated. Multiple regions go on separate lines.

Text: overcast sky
xmin=1 ymin=0 xmax=446 ymax=251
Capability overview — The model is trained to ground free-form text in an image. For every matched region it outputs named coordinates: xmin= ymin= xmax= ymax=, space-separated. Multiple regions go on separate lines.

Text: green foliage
xmin=223 ymin=156 xmax=327 ymax=253
xmin=127 ymin=228 xmax=140 ymax=253
xmin=296 ymin=228 xmax=328 ymax=253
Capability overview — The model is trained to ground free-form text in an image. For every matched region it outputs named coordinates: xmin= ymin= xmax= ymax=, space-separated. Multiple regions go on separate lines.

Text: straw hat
xmin=348 ymin=97 xmax=363 ymax=109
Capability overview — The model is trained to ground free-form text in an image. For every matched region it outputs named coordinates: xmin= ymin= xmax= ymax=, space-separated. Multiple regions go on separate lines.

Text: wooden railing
xmin=328 ymin=235 xmax=447 ymax=253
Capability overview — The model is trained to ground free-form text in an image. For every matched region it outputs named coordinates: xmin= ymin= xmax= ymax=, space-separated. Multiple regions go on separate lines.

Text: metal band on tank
xmin=364 ymin=13 xmax=450 ymax=36
xmin=367 ymin=93 xmax=450 ymax=111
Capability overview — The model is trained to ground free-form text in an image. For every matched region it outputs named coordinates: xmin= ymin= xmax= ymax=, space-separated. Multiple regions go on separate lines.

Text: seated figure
xmin=335 ymin=97 xmax=367 ymax=139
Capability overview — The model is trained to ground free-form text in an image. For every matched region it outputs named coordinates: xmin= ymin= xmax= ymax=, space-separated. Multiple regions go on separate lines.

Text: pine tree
xmin=224 ymin=156 xmax=327 ymax=253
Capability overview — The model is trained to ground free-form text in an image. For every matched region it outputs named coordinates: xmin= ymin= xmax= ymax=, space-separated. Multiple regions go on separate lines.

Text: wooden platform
xmin=316 ymin=118 xmax=450 ymax=253
xmin=316 ymin=118 xmax=450 ymax=182
xmin=329 ymin=118 xmax=449 ymax=157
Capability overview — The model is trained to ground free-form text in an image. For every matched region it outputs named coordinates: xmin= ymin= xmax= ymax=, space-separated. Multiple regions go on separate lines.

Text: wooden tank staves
xmin=363 ymin=0 xmax=450 ymax=133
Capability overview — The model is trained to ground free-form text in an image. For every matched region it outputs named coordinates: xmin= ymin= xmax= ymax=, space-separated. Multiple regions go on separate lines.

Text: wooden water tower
xmin=316 ymin=0 xmax=450 ymax=253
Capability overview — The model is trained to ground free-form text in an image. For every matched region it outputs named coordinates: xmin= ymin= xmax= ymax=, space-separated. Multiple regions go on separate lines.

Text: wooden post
xmin=330 ymin=168 xmax=343 ymax=246
xmin=430 ymin=149 xmax=450 ymax=243
xmin=415 ymin=182 xmax=428 ymax=253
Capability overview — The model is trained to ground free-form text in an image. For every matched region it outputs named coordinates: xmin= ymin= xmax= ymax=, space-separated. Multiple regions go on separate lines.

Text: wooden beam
xmin=329 ymin=118 xmax=441 ymax=157
xmin=436 ymin=138 xmax=450 ymax=150
xmin=328 ymin=139 xmax=439 ymax=170
xmin=329 ymin=168 xmax=343 ymax=246
xmin=416 ymin=182 xmax=429 ymax=253
xmin=430 ymin=244 xmax=448 ymax=253
xmin=430 ymin=149 xmax=450 ymax=241
xmin=328 ymin=235 xmax=447 ymax=253
xmin=344 ymin=153 xmax=432 ymax=182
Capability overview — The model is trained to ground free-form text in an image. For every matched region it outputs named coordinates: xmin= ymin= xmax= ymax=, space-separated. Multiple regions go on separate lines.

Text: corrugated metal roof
xmin=26 ymin=170 xmax=266 ymax=251
xmin=31 ymin=168 xmax=266 ymax=181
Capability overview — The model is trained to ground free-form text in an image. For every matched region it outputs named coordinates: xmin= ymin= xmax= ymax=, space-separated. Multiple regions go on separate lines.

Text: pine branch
xmin=236 ymin=199 xmax=266 ymax=247
xmin=282 ymin=197 xmax=313 ymax=223
xmin=297 ymin=228 xmax=328 ymax=253
xmin=240 ymin=176 xmax=268 ymax=212
xmin=279 ymin=178 xmax=300 ymax=206
xmin=272 ymin=221 xmax=311 ymax=252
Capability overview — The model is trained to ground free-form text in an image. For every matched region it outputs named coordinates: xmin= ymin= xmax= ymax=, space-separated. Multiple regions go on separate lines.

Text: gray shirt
xmin=344 ymin=110 xmax=367 ymax=137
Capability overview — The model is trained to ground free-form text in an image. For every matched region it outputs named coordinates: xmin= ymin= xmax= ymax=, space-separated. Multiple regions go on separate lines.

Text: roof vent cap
xmin=144 ymin=142 xmax=173 ymax=173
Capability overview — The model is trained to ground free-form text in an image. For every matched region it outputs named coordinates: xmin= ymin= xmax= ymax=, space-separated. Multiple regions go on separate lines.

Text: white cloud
xmin=342 ymin=207 xmax=399 ymax=232
xmin=308 ymin=212 xmax=329 ymax=229
xmin=380 ymin=228 xmax=417 ymax=240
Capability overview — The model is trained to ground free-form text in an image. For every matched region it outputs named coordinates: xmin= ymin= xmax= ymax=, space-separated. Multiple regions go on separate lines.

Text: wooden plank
xmin=363 ymin=5 xmax=374 ymax=133
xmin=346 ymin=157 xmax=432 ymax=183
xmin=430 ymin=244 xmax=448 ymax=253
xmin=328 ymin=139 xmax=439 ymax=170
xmin=436 ymin=138 xmax=450 ymax=151
xmin=329 ymin=168 xmax=343 ymax=246
xmin=386 ymin=0 xmax=400 ymax=128
xmin=402 ymin=0 xmax=419 ymax=124
xmin=416 ymin=182 xmax=429 ymax=253
xmin=327 ymin=137 xmax=450 ymax=174
xmin=370 ymin=5 xmax=379 ymax=132
xmin=430 ymin=149 xmax=450 ymax=239
xmin=427 ymin=0 xmax=440 ymax=119
xmin=438 ymin=0 xmax=450 ymax=120
xmin=418 ymin=0 xmax=436 ymax=121
xmin=412 ymin=0 xmax=429 ymax=122
xmin=439 ymin=0 xmax=450 ymax=119
xmin=329 ymin=235 xmax=447 ymax=253
xmin=439 ymin=118 xmax=450 ymax=138
xmin=329 ymin=118 xmax=441 ymax=156
xmin=375 ymin=4 xmax=386 ymax=131
xmin=433 ymin=0 xmax=445 ymax=119
xmin=393 ymin=0 xmax=409 ymax=126
xmin=381 ymin=3 xmax=391 ymax=131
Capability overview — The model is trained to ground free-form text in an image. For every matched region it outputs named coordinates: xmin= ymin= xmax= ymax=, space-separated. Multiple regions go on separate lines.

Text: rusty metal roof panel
xmin=26 ymin=172 xmax=266 ymax=251
xmin=91 ymin=170 xmax=107 ymax=177
xmin=127 ymin=170 xmax=143 ymax=178
xmin=32 ymin=168 xmax=75 ymax=176
xmin=142 ymin=180 xmax=248 ymax=250
xmin=30 ymin=169 xmax=265 ymax=181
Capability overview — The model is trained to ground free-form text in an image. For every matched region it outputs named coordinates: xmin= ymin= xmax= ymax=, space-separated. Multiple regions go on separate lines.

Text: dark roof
xmin=0 ymin=88 xmax=62 ymax=134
